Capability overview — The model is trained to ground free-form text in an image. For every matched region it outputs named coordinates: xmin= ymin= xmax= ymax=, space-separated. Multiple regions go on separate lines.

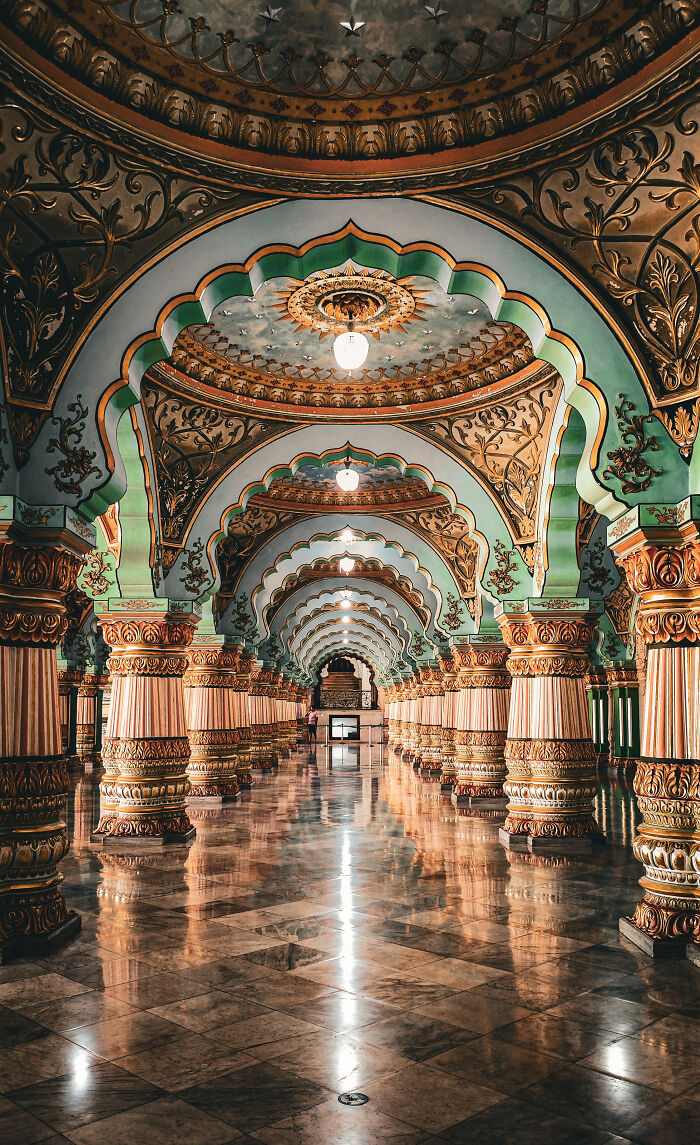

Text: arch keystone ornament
xmin=91 ymin=600 xmax=199 ymax=850
xmin=497 ymin=600 xmax=603 ymax=854
xmin=0 ymin=498 xmax=94 ymax=959
xmin=610 ymin=500 xmax=700 ymax=958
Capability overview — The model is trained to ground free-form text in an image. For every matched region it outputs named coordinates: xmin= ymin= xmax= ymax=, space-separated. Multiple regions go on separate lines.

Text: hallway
xmin=1 ymin=750 xmax=697 ymax=1145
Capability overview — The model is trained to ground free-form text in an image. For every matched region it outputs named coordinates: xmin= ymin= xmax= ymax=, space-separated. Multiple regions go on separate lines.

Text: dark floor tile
xmin=545 ymin=992 xmax=668 ymax=1035
xmin=437 ymin=1095 xmax=612 ymax=1145
xmin=243 ymin=941 xmax=330 ymax=971
xmin=7 ymin=1060 xmax=163 ymax=1133
xmin=181 ymin=1060 xmax=332 ymax=1130
xmin=496 ymin=1011 xmax=624 ymax=1061
xmin=427 ymin=1032 xmax=566 ymax=1094
xmin=284 ymin=991 xmax=398 ymax=1032
xmin=352 ymin=1011 xmax=477 ymax=1061
xmin=623 ymin=1095 xmax=700 ymax=1145
xmin=521 ymin=1064 xmax=668 ymax=1135
xmin=0 ymin=1005 xmax=53 ymax=1050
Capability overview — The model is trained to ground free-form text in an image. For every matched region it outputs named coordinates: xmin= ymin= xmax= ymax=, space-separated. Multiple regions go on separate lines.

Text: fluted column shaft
xmin=183 ymin=640 xmax=241 ymax=802
xmin=498 ymin=606 xmax=600 ymax=848
xmin=613 ymin=512 xmax=700 ymax=951
xmin=585 ymin=671 xmax=609 ymax=763
xmin=94 ymin=607 xmax=197 ymax=846
xmin=605 ymin=663 xmax=640 ymax=772
xmin=453 ymin=643 xmax=511 ymax=804
xmin=0 ymin=518 xmax=90 ymax=958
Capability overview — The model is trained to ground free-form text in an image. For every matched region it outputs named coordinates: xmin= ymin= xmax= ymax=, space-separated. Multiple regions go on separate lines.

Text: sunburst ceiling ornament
xmin=275 ymin=265 xmax=431 ymax=341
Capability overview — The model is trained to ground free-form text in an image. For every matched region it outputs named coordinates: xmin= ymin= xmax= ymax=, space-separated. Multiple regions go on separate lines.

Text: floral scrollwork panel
xmin=141 ymin=380 xmax=299 ymax=550
xmin=411 ymin=372 xmax=561 ymax=542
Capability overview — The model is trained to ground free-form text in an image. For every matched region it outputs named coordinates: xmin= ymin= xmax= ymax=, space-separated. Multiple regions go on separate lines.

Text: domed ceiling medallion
xmin=279 ymin=266 xmax=429 ymax=339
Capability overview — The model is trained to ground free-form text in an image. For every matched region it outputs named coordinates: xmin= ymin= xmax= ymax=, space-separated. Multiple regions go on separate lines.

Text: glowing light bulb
xmin=333 ymin=329 xmax=369 ymax=371
xmin=339 ymin=557 xmax=355 ymax=574
xmin=342 ymin=614 xmax=351 ymax=622
xmin=336 ymin=465 xmax=359 ymax=492
xmin=340 ymin=527 xmax=355 ymax=546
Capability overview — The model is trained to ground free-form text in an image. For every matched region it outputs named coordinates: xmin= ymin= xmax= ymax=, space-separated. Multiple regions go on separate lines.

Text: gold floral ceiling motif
xmin=277 ymin=266 xmax=430 ymax=339
xmin=3 ymin=0 xmax=694 ymax=178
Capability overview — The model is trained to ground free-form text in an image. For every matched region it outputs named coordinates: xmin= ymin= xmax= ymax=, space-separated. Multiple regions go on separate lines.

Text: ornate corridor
xmin=1 ymin=1 xmax=699 ymax=1140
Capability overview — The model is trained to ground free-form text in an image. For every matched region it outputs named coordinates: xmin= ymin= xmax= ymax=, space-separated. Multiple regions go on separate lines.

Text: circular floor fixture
xmin=338 ymin=1093 xmax=369 ymax=1106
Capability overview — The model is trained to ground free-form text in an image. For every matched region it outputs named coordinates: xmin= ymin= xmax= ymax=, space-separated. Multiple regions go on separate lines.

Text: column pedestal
xmin=184 ymin=637 xmax=241 ymax=808
xmin=0 ymin=510 xmax=92 ymax=960
xmin=92 ymin=603 xmax=197 ymax=851
xmin=613 ymin=509 xmax=700 ymax=957
xmin=497 ymin=602 xmax=602 ymax=853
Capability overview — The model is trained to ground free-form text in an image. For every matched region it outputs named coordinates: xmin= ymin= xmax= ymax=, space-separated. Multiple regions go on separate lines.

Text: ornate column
xmin=452 ymin=641 xmax=510 ymax=808
xmin=57 ymin=664 xmax=80 ymax=765
xmin=75 ymin=671 xmax=100 ymax=766
xmin=249 ymin=668 xmax=279 ymax=770
xmin=585 ymin=670 xmax=609 ymax=765
xmin=406 ymin=673 xmax=422 ymax=763
xmin=605 ymin=662 xmax=640 ymax=774
xmin=233 ymin=653 xmax=255 ymax=788
xmin=276 ymin=677 xmax=291 ymax=759
xmin=183 ymin=636 xmax=241 ymax=805
xmin=497 ymin=601 xmax=601 ymax=853
xmin=92 ymin=601 xmax=198 ymax=848
xmin=611 ymin=503 xmax=700 ymax=956
xmin=438 ymin=655 xmax=458 ymax=791
xmin=0 ymin=503 xmax=92 ymax=958
xmin=418 ymin=667 xmax=444 ymax=780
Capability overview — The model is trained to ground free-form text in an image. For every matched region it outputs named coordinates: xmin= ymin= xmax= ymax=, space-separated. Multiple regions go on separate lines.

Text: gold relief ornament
xmin=278 ymin=266 xmax=429 ymax=338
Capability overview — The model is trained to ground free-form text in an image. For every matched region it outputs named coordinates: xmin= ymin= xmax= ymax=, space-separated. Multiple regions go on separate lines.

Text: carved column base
xmin=608 ymin=756 xmax=638 ymax=775
xmin=1 ymin=887 xmax=81 ymax=962
xmin=92 ymin=736 xmax=195 ymax=851
xmin=502 ymin=738 xmax=601 ymax=846
xmin=187 ymin=732 xmax=240 ymax=804
xmin=619 ymin=912 xmax=693 ymax=960
xmin=235 ymin=731 xmax=254 ymax=788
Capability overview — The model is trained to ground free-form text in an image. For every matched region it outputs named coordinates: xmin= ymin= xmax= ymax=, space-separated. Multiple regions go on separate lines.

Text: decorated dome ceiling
xmin=253 ymin=459 xmax=441 ymax=508
xmin=2 ymin=0 xmax=693 ymax=184
xmin=156 ymin=264 xmax=535 ymax=415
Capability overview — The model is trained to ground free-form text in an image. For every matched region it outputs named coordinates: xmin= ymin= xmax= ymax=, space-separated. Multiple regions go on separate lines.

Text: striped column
xmin=585 ymin=670 xmax=609 ymax=764
xmin=93 ymin=605 xmax=198 ymax=848
xmin=418 ymin=667 xmax=444 ymax=780
xmin=183 ymin=638 xmax=241 ymax=804
xmin=249 ymin=668 xmax=279 ymax=770
xmin=452 ymin=643 xmax=510 ymax=807
xmin=233 ymin=654 xmax=255 ymax=787
xmin=438 ymin=655 xmax=458 ymax=790
xmin=605 ymin=662 xmax=640 ymax=774
xmin=613 ymin=510 xmax=700 ymax=954
xmin=497 ymin=603 xmax=601 ymax=852
xmin=57 ymin=666 xmax=80 ymax=765
xmin=0 ymin=522 xmax=90 ymax=958
xmin=406 ymin=673 xmax=422 ymax=762
xmin=76 ymin=672 xmax=99 ymax=766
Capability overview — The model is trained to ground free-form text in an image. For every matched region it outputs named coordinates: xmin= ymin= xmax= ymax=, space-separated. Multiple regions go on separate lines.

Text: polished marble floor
xmin=1 ymin=744 xmax=698 ymax=1145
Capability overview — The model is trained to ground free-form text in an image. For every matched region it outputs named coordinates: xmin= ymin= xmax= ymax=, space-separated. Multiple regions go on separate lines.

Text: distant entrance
xmin=330 ymin=715 xmax=360 ymax=741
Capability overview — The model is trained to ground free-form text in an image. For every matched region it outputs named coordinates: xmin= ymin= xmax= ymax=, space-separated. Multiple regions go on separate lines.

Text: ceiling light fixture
xmin=333 ymin=324 xmax=369 ymax=372
xmin=342 ymin=615 xmax=351 ymax=622
xmin=336 ymin=446 xmax=360 ymax=492
xmin=339 ymin=557 xmax=355 ymax=574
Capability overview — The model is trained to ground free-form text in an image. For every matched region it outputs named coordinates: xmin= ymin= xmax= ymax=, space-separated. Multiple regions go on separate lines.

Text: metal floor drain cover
xmin=338 ymin=1092 xmax=369 ymax=1106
